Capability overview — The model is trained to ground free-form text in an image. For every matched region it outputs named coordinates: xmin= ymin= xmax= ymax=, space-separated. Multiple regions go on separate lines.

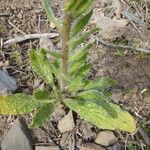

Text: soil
xmin=0 ymin=0 xmax=150 ymax=150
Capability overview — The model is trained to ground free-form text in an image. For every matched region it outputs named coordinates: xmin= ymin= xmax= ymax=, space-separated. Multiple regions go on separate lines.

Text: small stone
xmin=39 ymin=36 xmax=52 ymax=50
xmin=52 ymin=105 xmax=66 ymax=122
xmin=35 ymin=145 xmax=59 ymax=150
xmin=57 ymin=110 xmax=75 ymax=133
xmin=80 ymin=143 xmax=106 ymax=150
xmin=0 ymin=69 xmax=18 ymax=95
xmin=1 ymin=119 xmax=33 ymax=150
xmin=143 ymin=96 xmax=150 ymax=104
xmin=95 ymin=131 xmax=117 ymax=146
xmin=110 ymin=92 xmax=123 ymax=104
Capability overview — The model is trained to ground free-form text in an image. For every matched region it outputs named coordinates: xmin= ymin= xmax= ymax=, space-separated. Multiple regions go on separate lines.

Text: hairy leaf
xmin=75 ymin=0 xmax=94 ymax=17
xmin=33 ymin=90 xmax=51 ymax=100
xmin=0 ymin=94 xmax=40 ymax=114
xmin=28 ymin=49 xmax=53 ymax=85
xmin=84 ymin=77 xmax=117 ymax=91
xmin=64 ymin=99 xmax=136 ymax=133
xmin=68 ymin=76 xmax=84 ymax=92
xmin=78 ymin=89 xmax=108 ymax=100
xmin=69 ymin=55 xmax=86 ymax=74
xmin=43 ymin=0 xmax=62 ymax=29
xmin=29 ymin=103 xmax=54 ymax=128
xmin=69 ymin=28 xmax=99 ymax=50
xmin=71 ymin=10 xmax=93 ymax=37
xmin=69 ymin=44 xmax=92 ymax=63
xmin=46 ymin=50 xmax=61 ymax=59
xmin=50 ymin=59 xmax=61 ymax=82
xmin=65 ymin=0 xmax=76 ymax=13
xmin=65 ymin=0 xmax=94 ymax=17
xmin=74 ymin=63 xmax=91 ymax=78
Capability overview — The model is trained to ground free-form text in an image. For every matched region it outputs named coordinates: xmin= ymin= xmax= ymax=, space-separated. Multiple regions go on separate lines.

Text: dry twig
xmin=3 ymin=33 xmax=59 ymax=48
xmin=0 ymin=13 xmax=9 ymax=17
xmin=97 ymin=38 xmax=150 ymax=54
xmin=8 ymin=20 xmax=26 ymax=35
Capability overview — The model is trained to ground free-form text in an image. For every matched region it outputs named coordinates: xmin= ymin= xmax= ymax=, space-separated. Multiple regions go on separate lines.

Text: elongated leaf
xmin=43 ymin=0 xmax=62 ymax=29
xmin=65 ymin=0 xmax=76 ymax=13
xmin=69 ymin=54 xmax=86 ymax=74
xmin=74 ymin=63 xmax=91 ymax=78
xmin=78 ymin=89 xmax=107 ymax=100
xmin=66 ymin=0 xmax=94 ymax=18
xmin=84 ymin=77 xmax=117 ymax=91
xmin=46 ymin=50 xmax=61 ymax=59
xmin=0 ymin=94 xmax=40 ymax=114
xmin=50 ymin=59 xmax=61 ymax=82
xmin=33 ymin=90 xmax=51 ymax=100
xmin=69 ymin=28 xmax=99 ymax=51
xmin=71 ymin=10 xmax=93 ymax=37
xmin=69 ymin=44 xmax=92 ymax=63
xmin=68 ymin=64 xmax=91 ymax=92
xmin=68 ymin=76 xmax=84 ymax=92
xmin=28 ymin=49 xmax=53 ymax=85
xmin=76 ymin=0 xmax=94 ymax=17
xmin=64 ymin=99 xmax=136 ymax=133
xmin=29 ymin=103 xmax=54 ymax=128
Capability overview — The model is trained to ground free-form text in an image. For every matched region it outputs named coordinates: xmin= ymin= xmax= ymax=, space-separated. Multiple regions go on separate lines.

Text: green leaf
xmin=69 ymin=28 xmax=99 ymax=51
xmin=29 ymin=103 xmax=54 ymax=128
xmin=0 ymin=94 xmax=40 ymax=114
xmin=78 ymin=89 xmax=108 ymax=100
xmin=28 ymin=49 xmax=53 ymax=85
xmin=68 ymin=76 xmax=84 ymax=92
xmin=43 ymin=0 xmax=62 ymax=29
xmin=33 ymin=90 xmax=51 ymax=100
xmin=69 ymin=44 xmax=92 ymax=63
xmin=74 ymin=63 xmax=91 ymax=78
xmin=69 ymin=54 xmax=86 ymax=74
xmin=65 ymin=0 xmax=76 ymax=13
xmin=46 ymin=50 xmax=61 ymax=59
xmin=75 ymin=0 xmax=94 ymax=17
xmin=50 ymin=59 xmax=61 ymax=82
xmin=84 ymin=77 xmax=117 ymax=91
xmin=65 ymin=0 xmax=94 ymax=17
xmin=64 ymin=98 xmax=136 ymax=133
xmin=71 ymin=10 xmax=93 ymax=37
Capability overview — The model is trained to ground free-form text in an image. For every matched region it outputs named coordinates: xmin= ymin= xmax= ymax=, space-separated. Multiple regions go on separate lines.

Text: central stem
xmin=61 ymin=13 xmax=72 ymax=92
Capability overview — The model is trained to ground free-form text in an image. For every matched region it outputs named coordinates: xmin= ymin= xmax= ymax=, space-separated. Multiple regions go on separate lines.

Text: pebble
xmin=35 ymin=145 xmax=59 ymax=150
xmin=80 ymin=143 xmax=106 ymax=150
xmin=1 ymin=119 xmax=33 ymax=150
xmin=95 ymin=131 xmax=117 ymax=146
xmin=57 ymin=110 xmax=75 ymax=133
xmin=0 ymin=69 xmax=18 ymax=95
xmin=143 ymin=96 xmax=150 ymax=104
xmin=110 ymin=92 xmax=123 ymax=104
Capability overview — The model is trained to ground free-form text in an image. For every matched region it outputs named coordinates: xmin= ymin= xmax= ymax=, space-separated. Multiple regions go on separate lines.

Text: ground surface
xmin=0 ymin=0 xmax=150 ymax=150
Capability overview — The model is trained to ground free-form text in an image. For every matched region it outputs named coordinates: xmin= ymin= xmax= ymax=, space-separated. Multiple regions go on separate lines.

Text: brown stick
xmin=8 ymin=20 xmax=26 ymax=35
xmin=0 ymin=13 xmax=9 ymax=17
xmin=3 ymin=33 xmax=59 ymax=48
xmin=98 ymin=38 xmax=150 ymax=54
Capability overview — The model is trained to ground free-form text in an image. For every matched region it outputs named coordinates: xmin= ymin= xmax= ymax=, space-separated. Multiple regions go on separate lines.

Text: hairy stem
xmin=61 ymin=13 xmax=72 ymax=92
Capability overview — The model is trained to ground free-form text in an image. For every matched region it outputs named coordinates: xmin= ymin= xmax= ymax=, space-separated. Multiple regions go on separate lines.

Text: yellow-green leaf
xmin=69 ymin=28 xmax=99 ymax=51
xmin=43 ymin=0 xmax=62 ymax=29
xmin=69 ymin=44 xmax=92 ymax=63
xmin=0 ymin=94 xmax=40 ymax=115
xmin=71 ymin=10 xmax=93 ymax=37
xmin=64 ymin=98 xmax=136 ymax=133
xmin=84 ymin=77 xmax=117 ymax=91
xmin=28 ymin=49 xmax=53 ymax=85
xmin=33 ymin=90 xmax=51 ymax=100
xmin=78 ymin=89 xmax=108 ymax=100
xmin=29 ymin=103 xmax=54 ymax=128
